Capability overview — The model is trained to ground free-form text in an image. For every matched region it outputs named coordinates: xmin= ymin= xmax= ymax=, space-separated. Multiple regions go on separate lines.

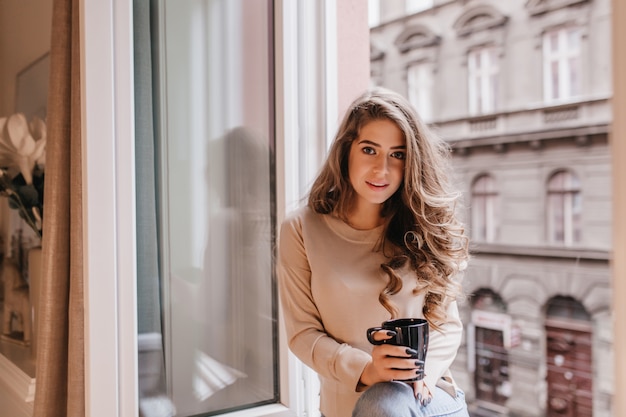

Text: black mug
xmin=366 ymin=318 xmax=429 ymax=381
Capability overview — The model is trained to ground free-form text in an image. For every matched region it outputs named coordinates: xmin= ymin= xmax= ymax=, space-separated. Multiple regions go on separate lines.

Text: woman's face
xmin=348 ymin=118 xmax=406 ymax=212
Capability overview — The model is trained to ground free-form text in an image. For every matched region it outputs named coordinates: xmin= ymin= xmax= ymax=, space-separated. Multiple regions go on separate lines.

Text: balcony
xmin=432 ymin=96 xmax=611 ymax=151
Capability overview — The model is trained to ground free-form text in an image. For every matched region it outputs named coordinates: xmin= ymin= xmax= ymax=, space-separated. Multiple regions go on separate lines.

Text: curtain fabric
xmin=33 ymin=0 xmax=84 ymax=415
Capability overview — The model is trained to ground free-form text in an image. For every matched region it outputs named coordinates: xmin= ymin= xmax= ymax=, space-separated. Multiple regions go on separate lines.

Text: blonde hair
xmin=308 ymin=87 xmax=469 ymax=329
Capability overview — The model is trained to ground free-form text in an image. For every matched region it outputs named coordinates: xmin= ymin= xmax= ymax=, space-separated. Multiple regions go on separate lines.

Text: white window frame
xmin=368 ymin=0 xmax=380 ymax=27
xmin=543 ymin=27 xmax=582 ymax=103
xmin=468 ymin=47 xmax=499 ymax=115
xmin=406 ymin=0 xmax=433 ymax=14
xmin=82 ymin=0 xmax=335 ymax=416
xmin=407 ymin=61 xmax=434 ymax=123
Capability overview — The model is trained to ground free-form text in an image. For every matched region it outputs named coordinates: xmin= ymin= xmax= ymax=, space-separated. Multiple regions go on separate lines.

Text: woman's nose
xmin=372 ymin=157 xmax=388 ymax=174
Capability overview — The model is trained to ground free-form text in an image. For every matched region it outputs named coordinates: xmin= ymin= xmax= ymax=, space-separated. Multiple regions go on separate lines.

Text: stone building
xmin=370 ymin=1 xmax=613 ymax=416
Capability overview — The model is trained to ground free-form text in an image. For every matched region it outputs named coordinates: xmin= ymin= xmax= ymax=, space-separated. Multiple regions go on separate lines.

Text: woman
xmin=278 ymin=87 xmax=470 ymax=417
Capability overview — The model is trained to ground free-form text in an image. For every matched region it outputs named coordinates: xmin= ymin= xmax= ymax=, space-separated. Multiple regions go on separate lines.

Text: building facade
xmin=370 ymin=1 xmax=613 ymax=416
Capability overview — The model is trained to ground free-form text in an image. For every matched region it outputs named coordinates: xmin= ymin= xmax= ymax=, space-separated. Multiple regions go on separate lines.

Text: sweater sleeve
xmin=422 ymin=299 xmax=463 ymax=395
xmin=277 ymin=214 xmax=372 ymax=390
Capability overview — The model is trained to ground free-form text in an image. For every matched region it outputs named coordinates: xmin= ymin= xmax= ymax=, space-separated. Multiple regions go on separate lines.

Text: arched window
xmin=471 ymin=174 xmax=499 ymax=242
xmin=547 ymin=170 xmax=582 ymax=245
xmin=546 ymin=296 xmax=591 ymax=322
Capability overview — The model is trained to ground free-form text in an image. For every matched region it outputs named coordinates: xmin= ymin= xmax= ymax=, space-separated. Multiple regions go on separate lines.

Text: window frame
xmin=368 ymin=0 xmax=380 ymax=27
xmin=546 ymin=169 xmax=582 ymax=246
xmin=405 ymin=0 xmax=434 ymax=14
xmin=407 ymin=61 xmax=434 ymax=123
xmin=471 ymin=174 xmax=499 ymax=243
xmin=82 ymin=0 xmax=335 ymax=416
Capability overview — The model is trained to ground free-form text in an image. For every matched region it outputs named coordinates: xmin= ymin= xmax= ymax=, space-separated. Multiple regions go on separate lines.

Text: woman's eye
xmin=391 ymin=151 xmax=406 ymax=160
xmin=362 ymin=147 xmax=376 ymax=155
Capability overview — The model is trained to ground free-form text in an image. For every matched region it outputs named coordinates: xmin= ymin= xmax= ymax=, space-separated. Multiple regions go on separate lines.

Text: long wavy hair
xmin=308 ymin=87 xmax=469 ymax=330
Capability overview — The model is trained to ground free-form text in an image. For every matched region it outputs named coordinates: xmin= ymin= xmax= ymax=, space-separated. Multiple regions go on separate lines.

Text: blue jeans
xmin=352 ymin=382 xmax=469 ymax=417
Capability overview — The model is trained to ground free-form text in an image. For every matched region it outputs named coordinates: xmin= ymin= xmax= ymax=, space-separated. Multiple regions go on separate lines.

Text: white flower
xmin=0 ymin=113 xmax=46 ymax=185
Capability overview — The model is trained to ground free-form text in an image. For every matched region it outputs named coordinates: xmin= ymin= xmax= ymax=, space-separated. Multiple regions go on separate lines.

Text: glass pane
xmin=486 ymin=193 xmax=498 ymax=242
xmin=136 ymin=1 xmax=277 ymax=416
xmin=569 ymin=57 xmax=580 ymax=97
xmin=568 ymin=28 xmax=580 ymax=51
xmin=472 ymin=195 xmax=486 ymax=241
xmin=549 ymin=194 xmax=565 ymax=242
xmin=551 ymin=61 xmax=560 ymax=100
xmin=490 ymin=73 xmax=498 ymax=111
xmin=549 ymin=31 xmax=559 ymax=53
xmin=408 ymin=63 xmax=433 ymax=122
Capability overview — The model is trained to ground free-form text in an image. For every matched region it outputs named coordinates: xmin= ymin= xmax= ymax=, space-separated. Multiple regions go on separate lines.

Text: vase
xmin=27 ymin=246 xmax=42 ymax=359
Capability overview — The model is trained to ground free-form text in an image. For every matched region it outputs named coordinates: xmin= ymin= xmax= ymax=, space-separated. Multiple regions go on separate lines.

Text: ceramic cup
xmin=366 ymin=318 xmax=429 ymax=381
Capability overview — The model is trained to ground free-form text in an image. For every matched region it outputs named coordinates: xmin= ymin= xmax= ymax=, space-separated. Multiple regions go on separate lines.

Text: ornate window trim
xmin=526 ymin=0 xmax=590 ymax=16
xmin=394 ymin=24 xmax=440 ymax=53
xmin=370 ymin=41 xmax=385 ymax=61
xmin=453 ymin=4 xmax=508 ymax=37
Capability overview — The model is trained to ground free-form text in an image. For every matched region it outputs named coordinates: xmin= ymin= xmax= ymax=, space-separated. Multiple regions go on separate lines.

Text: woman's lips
xmin=366 ymin=180 xmax=388 ymax=190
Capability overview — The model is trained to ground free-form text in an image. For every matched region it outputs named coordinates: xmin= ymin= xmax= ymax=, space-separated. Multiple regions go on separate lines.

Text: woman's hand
xmin=359 ymin=330 xmax=429 ymax=399
xmin=411 ymin=380 xmax=432 ymax=406
xmin=360 ymin=329 xmax=433 ymax=405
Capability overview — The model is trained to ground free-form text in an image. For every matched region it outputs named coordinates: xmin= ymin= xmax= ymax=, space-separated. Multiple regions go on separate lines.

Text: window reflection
xmin=136 ymin=1 xmax=276 ymax=416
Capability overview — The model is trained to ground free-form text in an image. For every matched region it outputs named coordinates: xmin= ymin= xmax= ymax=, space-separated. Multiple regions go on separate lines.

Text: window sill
xmin=219 ymin=404 xmax=296 ymax=417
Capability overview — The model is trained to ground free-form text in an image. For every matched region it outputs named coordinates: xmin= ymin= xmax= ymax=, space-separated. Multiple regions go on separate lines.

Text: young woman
xmin=278 ymin=87 xmax=470 ymax=417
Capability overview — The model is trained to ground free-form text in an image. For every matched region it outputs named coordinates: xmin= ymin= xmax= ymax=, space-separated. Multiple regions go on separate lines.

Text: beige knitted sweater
xmin=278 ymin=206 xmax=463 ymax=417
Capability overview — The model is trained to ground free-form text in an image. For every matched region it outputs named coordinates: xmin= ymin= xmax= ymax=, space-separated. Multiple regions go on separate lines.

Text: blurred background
xmin=369 ymin=1 xmax=612 ymax=416
xmin=0 ymin=1 xmax=622 ymax=417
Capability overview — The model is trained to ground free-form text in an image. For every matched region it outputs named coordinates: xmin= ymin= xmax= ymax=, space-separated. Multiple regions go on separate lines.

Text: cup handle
xmin=366 ymin=327 xmax=386 ymax=345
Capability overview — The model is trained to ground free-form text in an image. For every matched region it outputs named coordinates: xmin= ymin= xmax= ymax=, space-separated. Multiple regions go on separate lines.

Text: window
xmin=471 ymin=174 xmax=499 ymax=242
xmin=543 ymin=27 xmax=581 ymax=102
xmin=407 ymin=62 xmax=434 ymax=123
xmin=406 ymin=0 xmax=433 ymax=14
xmin=135 ymin=2 xmax=278 ymax=415
xmin=547 ymin=170 xmax=582 ymax=245
xmin=468 ymin=47 xmax=499 ymax=115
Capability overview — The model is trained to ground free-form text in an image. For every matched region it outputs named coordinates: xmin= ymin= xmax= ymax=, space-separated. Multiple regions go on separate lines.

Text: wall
xmin=0 ymin=0 xmax=52 ymax=116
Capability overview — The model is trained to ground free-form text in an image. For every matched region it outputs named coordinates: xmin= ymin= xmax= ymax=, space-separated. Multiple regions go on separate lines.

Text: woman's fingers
xmin=370 ymin=344 xmax=422 ymax=381
xmin=369 ymin=329 xmax=396 ymax=342
xmin=411 ymin=380 xmax=432 ymax=405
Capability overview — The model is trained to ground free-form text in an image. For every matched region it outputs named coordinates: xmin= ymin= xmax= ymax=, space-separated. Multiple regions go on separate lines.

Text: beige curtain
xmin=33 ymin=0 xmax=84 ymax=415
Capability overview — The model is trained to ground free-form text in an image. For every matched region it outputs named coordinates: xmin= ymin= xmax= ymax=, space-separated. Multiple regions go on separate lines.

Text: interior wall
xmin=0 ymin=0 xmax=52 ymax=116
